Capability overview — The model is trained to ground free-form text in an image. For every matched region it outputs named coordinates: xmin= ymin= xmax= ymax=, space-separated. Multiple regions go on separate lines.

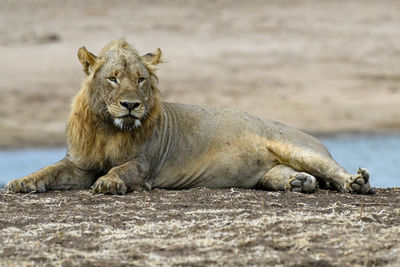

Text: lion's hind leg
xmin=258 ymin=165 xmax=317 ymax=193
xmin=267 ymin=140 xmax=372 ymax=194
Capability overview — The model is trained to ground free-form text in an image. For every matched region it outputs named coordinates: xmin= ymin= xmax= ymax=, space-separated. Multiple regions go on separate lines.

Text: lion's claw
xmin=5 ymin=176 xmax=46 ymax=193
xmin=92 ymin=175 xmax=127 ymax=195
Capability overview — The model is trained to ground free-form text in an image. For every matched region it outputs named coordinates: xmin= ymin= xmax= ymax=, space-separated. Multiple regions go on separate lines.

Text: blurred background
xmin=0 ymin=0 xmax=399 ymax=187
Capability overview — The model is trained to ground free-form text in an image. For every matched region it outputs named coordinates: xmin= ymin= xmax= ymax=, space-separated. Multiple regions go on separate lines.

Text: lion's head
xmin=77 ymin=39 xmax=163 ymax=131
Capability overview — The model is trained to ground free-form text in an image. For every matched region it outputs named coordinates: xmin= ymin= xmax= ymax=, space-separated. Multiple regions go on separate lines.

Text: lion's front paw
xmin=5 ymin=176 xmax=46 ymax=193
xmin=288 ymin=172 xmax=317 ymax=193
xmin=347 ymin=168 xmax=371 ymax=194
xmin=92 ymin=175 xmax=127 ymax=195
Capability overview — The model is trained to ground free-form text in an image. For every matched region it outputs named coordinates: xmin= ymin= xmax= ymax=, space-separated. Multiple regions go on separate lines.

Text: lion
xmin=5 ymin=39 xmax=371 ymax=195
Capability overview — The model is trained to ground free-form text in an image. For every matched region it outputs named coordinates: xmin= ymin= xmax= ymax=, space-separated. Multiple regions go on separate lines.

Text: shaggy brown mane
xmin=66 ymin=39 xmax=161 ymax=169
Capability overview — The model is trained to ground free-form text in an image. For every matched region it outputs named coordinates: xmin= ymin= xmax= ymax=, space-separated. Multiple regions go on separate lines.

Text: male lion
xmin=6 ymin=39 xmax=371 ymax=195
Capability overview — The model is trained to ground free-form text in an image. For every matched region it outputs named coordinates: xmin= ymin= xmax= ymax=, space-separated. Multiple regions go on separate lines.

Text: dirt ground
xmin=0 ymin=188 xmax=398 ymax=266
xmin=1 ymin=0 xmax=400 ymax=148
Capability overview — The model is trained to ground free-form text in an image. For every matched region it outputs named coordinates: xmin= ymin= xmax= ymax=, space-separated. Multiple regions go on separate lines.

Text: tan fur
xmin=5 ymin=39 xmax=372 ymax=195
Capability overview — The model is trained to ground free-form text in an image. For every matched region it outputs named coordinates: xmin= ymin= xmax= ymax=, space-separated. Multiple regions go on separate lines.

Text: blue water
xmin=0 ymin=148 xmax=66 ymax=188
xmin=0 ymin=135 xmax=399 ymax=188
xmin=320 ymin=135 xmax=400 ymax=188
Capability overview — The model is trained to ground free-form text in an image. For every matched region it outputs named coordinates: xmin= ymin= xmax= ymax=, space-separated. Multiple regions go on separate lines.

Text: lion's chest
xmin=100 ymin=142 xmax=141 ymax=171
xmin=69 ymin=131 xmax=142 ymax=172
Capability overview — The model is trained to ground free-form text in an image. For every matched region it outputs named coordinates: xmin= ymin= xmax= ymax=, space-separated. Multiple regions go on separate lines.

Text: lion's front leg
xmin=5 ymin=158 xmax=96 ymax=193
xmin=92 ymin=160 xmax=150 ymax=195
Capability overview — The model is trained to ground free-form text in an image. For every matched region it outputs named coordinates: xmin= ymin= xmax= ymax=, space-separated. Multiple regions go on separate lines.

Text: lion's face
xmin=94 ymin=50 xmax=153 ymax=130
xmin=77 ymin=40 xmax=162 ymax=131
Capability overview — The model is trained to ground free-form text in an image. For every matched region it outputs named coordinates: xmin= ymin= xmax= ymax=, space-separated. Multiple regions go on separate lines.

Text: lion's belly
xmin=151 ymin=137 xmax=279 ymax=189
xmin=149 ymin=102 xmax=289 ymax=189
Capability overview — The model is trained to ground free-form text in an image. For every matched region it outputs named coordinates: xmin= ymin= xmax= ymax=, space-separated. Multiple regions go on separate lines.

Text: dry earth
xmin=1 ymin=0 xmax=400 ymax=148
xmin=0 ymin=188 xmax=399 ymax=266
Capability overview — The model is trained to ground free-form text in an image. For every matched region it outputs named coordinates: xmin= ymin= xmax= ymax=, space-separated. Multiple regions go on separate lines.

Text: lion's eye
xmin=138 ymin=77 xmax=145 ymax=84
xmin=107 ymin=77 xmax=118 ymax=83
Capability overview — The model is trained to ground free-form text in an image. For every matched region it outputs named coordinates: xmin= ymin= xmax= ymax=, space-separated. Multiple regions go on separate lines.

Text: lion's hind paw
xmin=289 ymin=173 xmax=317 ymax=193
xmin=350 ymin=168 xmax=371 ymax=194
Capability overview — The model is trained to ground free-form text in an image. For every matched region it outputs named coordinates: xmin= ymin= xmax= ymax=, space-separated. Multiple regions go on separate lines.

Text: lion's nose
xmin=120 ymin=101 xmax=141 ymax=111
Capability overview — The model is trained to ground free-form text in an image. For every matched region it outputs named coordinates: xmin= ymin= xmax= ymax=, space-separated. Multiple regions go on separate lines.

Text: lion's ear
xmin=141 ymin=48 xmax=163 ymax=65
xmin=77 ymin=46 xmax=98 ymax=75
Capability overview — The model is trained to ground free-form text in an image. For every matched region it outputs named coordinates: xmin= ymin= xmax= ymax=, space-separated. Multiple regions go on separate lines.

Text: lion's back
xmin=163 ymin=102 xmax=331 ymax=160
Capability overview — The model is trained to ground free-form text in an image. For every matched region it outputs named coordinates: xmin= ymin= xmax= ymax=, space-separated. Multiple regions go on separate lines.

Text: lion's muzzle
xmin=120 ymin=101 xmax=141 ymax=112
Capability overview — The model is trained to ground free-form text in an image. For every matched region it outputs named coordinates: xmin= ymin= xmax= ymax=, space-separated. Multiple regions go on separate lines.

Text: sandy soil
xmin=0 ymin=188 xmax=399 ymax=266
xmin=0 ymin=0 xmax=400 ymax=148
